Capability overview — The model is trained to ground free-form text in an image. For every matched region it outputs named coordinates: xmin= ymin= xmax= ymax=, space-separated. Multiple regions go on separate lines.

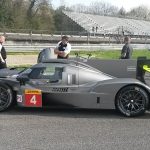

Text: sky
xmin=52 ymin=0 xmax=150 ymax=11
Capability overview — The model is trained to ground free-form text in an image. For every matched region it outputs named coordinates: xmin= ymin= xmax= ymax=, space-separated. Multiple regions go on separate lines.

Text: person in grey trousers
xmin=120 ymin=36 xmax=133 ymax=59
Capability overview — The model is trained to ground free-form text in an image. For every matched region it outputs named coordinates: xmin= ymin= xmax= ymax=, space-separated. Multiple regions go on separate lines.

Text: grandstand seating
xmin=63 ymin=11 xmax=150 ymax=36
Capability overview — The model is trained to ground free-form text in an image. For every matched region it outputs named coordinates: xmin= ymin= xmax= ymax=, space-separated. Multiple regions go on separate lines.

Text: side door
xmin=27 ymin=63 xmax=80 ymax=107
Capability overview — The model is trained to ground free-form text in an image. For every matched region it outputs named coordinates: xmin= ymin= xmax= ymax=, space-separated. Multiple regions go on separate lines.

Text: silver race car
xmin=0 ymin=58 xmax=150 ymax=117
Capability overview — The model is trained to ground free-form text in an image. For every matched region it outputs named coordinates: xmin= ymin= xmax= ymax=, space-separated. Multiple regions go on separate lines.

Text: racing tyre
xmin=115 ymin=86 xmax=149 ymax=117
xmin=0 ymin=84 xmax=13 ymax=112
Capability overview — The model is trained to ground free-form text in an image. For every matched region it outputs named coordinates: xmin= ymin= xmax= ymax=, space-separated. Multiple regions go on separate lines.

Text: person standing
xmin=120 ymin=36 xmax=133 ymax=59
xmin=96 ymin=26 xmax=98 ymax=33
xmin=0 ymin=35 xmax=7 ymax=69
xmin=54 ymin=36 xmax=71 ymax=59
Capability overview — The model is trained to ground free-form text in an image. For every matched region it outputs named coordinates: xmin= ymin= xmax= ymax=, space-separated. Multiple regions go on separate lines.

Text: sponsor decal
xmin=127 ymin=66 xmax=136 ymax=72
xmin=25 ymin=90 xmax=41 ymax=94
xmin=17 ymin=95 xmax=23 ymax=103
xmin=24 ymin=89 xmax=42 ymax=107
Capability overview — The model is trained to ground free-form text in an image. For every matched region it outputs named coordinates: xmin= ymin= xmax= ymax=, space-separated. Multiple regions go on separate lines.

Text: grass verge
xmin=71 ymin=49 xmax=150 ymax=59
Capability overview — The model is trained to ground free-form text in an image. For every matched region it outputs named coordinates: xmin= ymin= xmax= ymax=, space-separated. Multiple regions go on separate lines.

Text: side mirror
xmin=16 ymin=75 xmax=30 ymax=85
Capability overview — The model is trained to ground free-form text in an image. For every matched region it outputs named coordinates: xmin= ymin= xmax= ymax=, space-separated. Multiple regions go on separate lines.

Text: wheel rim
xmin=118 ymin=88 xmax=146 ymax=114
xmin=0 ymin=86 xmax=11 ymax=109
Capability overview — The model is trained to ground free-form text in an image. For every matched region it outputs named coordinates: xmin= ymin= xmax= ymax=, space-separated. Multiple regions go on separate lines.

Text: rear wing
xmin=136 ymin=57 xmax=150 ymax=85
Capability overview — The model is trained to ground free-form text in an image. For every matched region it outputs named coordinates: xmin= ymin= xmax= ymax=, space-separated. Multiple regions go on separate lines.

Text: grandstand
xmin=2 ymin=11 xmax=150 ymax=45
xmin=63 ymin=11 xmax=150 ymax=36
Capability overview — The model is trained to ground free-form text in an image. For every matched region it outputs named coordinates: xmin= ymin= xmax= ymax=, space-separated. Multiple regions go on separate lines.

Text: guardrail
xmin=1 ymin=31 xmax=150 ymax=46
xmin=4 ymin=44 xmax=150 ymax=51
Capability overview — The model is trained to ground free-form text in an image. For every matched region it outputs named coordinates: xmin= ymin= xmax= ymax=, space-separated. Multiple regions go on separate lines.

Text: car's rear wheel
xmin=115 ymin=86 xmax=149 ymax=117
xmin=0 ymin=84 xmax=13 ymax=112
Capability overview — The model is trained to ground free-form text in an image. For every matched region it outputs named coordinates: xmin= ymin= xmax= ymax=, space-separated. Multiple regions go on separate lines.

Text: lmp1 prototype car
xmin=0 ymin=59 xmax=150 ymax=117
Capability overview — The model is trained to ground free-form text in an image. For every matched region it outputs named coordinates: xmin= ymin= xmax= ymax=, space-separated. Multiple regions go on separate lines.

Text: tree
xmin=118 ymin=7 xmax=126 ymax=17
xmin=69 ymin=1 xmax=118 ymax=16
xmin=34 ymin=0 xmax=55 ymax=31
xmin=25 ymin=0 xmax=54 ymax=31
xmin=54 ymin=6 xmax=71 ymax=31
xmin=70 ymin=4 xmax=88 ymax=13
xmin=11 ymin=0 xmax=28 ymax=29
xmin=0 ymin=0 xmax=14 ymax=28
xmin=54 ymin=6 xmax=65 ymax=31
xmin=127 ymin=5 xmax=149 ymax=20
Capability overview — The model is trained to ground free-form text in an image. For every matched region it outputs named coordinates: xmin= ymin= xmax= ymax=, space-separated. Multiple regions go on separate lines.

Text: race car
xmin=0 ymin=59 xmax=150 ymax=117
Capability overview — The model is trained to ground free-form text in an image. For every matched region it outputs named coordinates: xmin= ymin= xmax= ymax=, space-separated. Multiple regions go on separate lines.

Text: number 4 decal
xmin=25 ymin=90 xmax=42 ymax=107
xmin=30 ymin=95 xmax=37 ymax=105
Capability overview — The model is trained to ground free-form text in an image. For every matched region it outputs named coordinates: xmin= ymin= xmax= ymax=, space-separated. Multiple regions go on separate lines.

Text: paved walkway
xmin=7 ymin=55 xmax=38 ymax=66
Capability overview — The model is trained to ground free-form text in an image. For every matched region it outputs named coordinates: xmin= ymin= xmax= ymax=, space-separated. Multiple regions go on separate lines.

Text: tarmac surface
xmin=0 ymin=108 xmax=150 ymax=150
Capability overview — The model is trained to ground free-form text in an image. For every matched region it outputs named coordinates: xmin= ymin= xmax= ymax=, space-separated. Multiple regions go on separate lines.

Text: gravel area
xmin=7 ymin=55 xmax=38 ymax=66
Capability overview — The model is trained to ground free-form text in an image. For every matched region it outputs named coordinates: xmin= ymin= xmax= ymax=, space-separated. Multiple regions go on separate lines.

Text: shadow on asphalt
xmin=1 ymin=107 xmax=150 ymax=119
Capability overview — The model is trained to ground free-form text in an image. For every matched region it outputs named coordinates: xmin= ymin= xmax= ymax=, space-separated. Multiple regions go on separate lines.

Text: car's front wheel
xmin=115 ymin=86 xmax=149 ymax=117
xmin=0 ymin=84 xmax=13 ymax=112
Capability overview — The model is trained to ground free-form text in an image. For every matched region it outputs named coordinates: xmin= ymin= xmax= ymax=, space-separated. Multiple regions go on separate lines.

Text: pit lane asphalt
xmin=0 ymin=108 xmax=150 ymax=150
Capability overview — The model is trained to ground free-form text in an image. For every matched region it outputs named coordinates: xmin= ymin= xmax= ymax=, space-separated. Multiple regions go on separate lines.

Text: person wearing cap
xmin=54 ymin=36 xmax=71 ymax=59
xmin=120 ymin=36 xmax=133 ymax=59
xmin=0 ymin=36 xmax=7 ymax=69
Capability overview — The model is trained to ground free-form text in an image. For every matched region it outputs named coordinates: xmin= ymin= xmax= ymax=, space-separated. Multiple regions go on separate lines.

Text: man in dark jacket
xmin=120 ymin=36 xmax=133 ymax=59
xmin=0 ymin=36 xmax=7 ymax=69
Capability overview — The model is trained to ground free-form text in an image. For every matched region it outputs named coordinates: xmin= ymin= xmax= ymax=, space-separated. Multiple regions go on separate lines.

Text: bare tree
xmin=60 ymin=0 xmax=66 ymax=7
xmin=70 ymin=4 xmax=88 ymax=13
xmin=69 ymin=1 xmax=118 ymax=16
xmin=27 ymin=0 xmax=38 ymax=18
xmin=118 ymin=7 xmax=126 ymax=17
xmin=127 ymin=5 xmax=149 ymax=20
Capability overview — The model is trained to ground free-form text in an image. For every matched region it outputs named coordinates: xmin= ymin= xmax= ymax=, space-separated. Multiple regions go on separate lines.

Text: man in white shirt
xmin=0 ymin=35 xmax=7 ymax=69
xmin=54 ymin=36 xmax=71 ymax=59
